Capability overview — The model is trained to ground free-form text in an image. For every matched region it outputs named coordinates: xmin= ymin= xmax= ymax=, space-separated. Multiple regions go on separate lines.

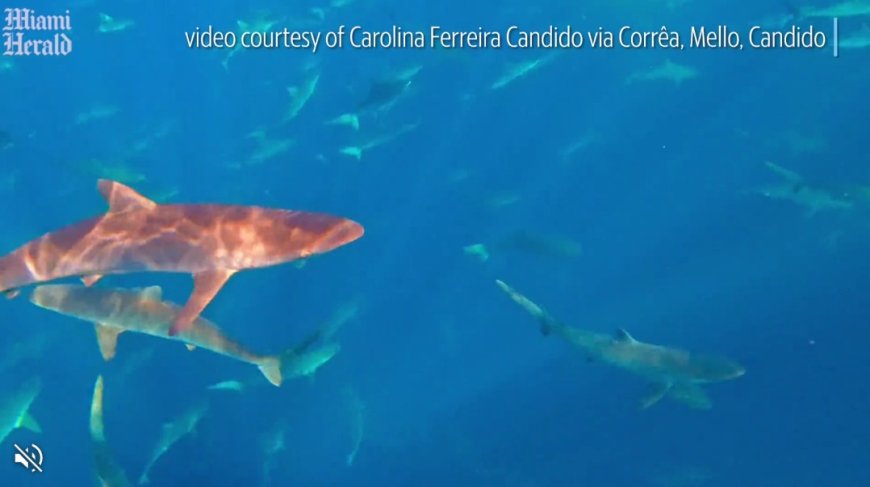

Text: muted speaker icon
xmin=13 ymin=443 xmax=43 ymax=473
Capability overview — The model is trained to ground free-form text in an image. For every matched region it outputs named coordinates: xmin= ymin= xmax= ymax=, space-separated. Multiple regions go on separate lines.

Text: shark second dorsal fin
xmin=142 ymin=286 xmax=162 ymax=300
xmin=97 ymin=179 xmax=157 ymax=213
xmin=614 ymin=328 xmax=636 ymax=343
xmin=94 ymin=323 xmax=123 ymax=361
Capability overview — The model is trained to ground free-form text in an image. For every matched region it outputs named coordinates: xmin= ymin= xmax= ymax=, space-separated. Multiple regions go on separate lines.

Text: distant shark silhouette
xmin=496 ymin=280 xmax=745 ymax=409
xmin=0 ymin=179 xmax=364 ymax=336
xmin=90 ymin=376 xmax=133 ymax=487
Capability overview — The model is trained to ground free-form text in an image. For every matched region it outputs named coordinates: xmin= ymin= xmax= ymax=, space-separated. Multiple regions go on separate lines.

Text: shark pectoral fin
xmin=258 ymin=357 xmax=282 ymax=387
xmin=185 ymin=344 xmax=196 ymax=352
xmin=16 ymin=411 xmax=42 ymax=433
xmin=95 ymin=323 xmax=123 ymax=361
xmin=82 ymin=274 xmax=104 ymax=287
xmin=640 ymin=382 xmax=672 ymax=410
xmin=169 ymin=269 xmax=236 ymax=336
xmin=669 ymin=383 xmax=713 ymax=410
xmin=4 ymin=288 xmax=20 ymax=299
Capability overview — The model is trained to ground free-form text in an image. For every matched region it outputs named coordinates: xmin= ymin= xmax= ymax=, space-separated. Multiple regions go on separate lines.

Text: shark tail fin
xmin=339 ymin=146 xmax=363 ymax=160
xmin=326 ymin=113 xmax=360 ymax=131
xmin=138 ymin=473 xmax=150 ymax=485
xmin=258 ymin=357 xmax=283 ymax=387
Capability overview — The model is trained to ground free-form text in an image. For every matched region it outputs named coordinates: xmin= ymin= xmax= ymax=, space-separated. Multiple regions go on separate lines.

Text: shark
xmin=0 ymin=377 xmax=42 ymax=444
xmin=626 ymin=59 xmax=699 ymax=86
xmin=138 ymin=401 xmax=209 ymax=485
xmin=90 ymin=376 xmax=133 ymax=487
xmin=29 ymin=284 xmax=284 ymax=386
xmin=495 ymin=280 xmax=745 ymax=409
xmin=490 ymin=53 xmax=558 ymax=90
xmin=799 ymin=0 xmax=870 ymax=18
xmin=284 ymin=71 xmax=321 ymax=123
xmin=97 ymin=13 xmax=135 ymax=33
xmin=754 ymin=161 xmax=853 ymax=216
xmin=260 ymin=419 xmax=288 ymax=486
xmin=206 ymin=300 xmax=358 ymax=391
xmin=327 ymin=65 xmax=423 ymax=132
xmin=0 ymin=179 xmax=364 ymax=336
xmin=338 ymin=122 xmax=420 ymax=160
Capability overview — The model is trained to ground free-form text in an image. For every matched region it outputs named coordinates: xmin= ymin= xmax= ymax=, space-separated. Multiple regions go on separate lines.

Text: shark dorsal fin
xmin=614 ymin=328 xmax=637 ymax=343
xmin=97 ymin=179 xmax=157 ymax=213
xmin=141 ymin=286 xmax=162 ymax=300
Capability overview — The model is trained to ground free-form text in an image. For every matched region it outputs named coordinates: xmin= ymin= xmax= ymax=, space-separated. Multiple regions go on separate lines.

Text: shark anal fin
xmin=170 ymin=269 xmax=236 ymax=336
xmin=82 ymin=274 xmax=104 ymax=287
xmin=97 ymin=179 xmax=157 ymax=212
xmin=95 ymin=323 xmax=123 ymax=361
xmin=640 ymin=382 xmax=672 ymax=410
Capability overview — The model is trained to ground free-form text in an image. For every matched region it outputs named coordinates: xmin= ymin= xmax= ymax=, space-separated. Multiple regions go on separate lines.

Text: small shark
xmin=464 ymin=231 xmax=582 ymax=263
xmin=29 ymin=284 xmax=283 ymax=386
xmin=284 ymin=71 xmax=321 ymax=122
xmin=339 ymin=122 xmax=419 ymax=161
xmin=327 ymin=65 xmax=422 ymax=132
xmin=495 ymin=280 xmax=745 ymax=409
xmin=138 ymin=401 xmax=209 ymax=485
xmin=97 ymin=13 xmax=135 ymax=33
xmin=222 ymin=11 xmax=285 ymax=71
xmin=260 ymin=419 xmax=288 ymax=486
xmin=626 ymin=59 xmax=699 ymax=86
xmin=206 ymin=302 xmax=354 ymax=391
xmin=75 ymin=104 xmax=120 ymax=125
xmin=754 ymin=161 xmax=853 ymax=216
xmin=799 ymin=0 xmax=870 ymax=18
xmin=0 ymin=179 xmax=364 ymax=336
xmin=90 ymin=376 xmax=133 ymax=487
xmin=0 ymin=377 xmax=42 ymax=444
xmin=490 ymin=53 xmax=558 ymax=90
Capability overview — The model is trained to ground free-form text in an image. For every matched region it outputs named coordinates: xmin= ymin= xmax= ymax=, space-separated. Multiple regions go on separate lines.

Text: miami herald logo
xmin=3 ymin=8 xmax=73 ymax=56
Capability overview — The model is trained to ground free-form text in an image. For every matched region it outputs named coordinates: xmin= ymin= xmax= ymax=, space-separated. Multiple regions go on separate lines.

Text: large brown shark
xmin=496 ymin=280 xmax=745 ymax=409
xmin=0 ymin=179 xmax=364 ymax=336
xmin=29 ymin=284 xmax=284 ymax=386
xmin=90 ymin=375 xmax=133 ymax=487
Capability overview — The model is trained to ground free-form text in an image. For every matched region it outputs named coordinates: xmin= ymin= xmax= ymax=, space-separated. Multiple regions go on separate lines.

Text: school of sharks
xmin=0 ymin=180 xmax=747 ymax=485
xmin=1 ymin=0 xmax=869 ymax=484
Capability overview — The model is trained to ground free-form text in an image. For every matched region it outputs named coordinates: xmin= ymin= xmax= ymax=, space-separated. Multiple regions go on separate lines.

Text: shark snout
xmin=309 ymin=219 xmax=364 ymax=255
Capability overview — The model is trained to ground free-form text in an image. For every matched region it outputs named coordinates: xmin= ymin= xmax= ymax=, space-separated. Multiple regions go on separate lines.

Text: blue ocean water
xmin=1 ymin=0 xmax=869 ymax=485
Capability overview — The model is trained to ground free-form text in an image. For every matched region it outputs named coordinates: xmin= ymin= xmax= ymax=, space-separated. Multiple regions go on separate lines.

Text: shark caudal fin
xmin=326 ymin=113 xmax=360 ymax=131
xmin=339 ymin=146 xmax=363 ymax=160
xmin=258 ymin=357 xmax=282 ymax=387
